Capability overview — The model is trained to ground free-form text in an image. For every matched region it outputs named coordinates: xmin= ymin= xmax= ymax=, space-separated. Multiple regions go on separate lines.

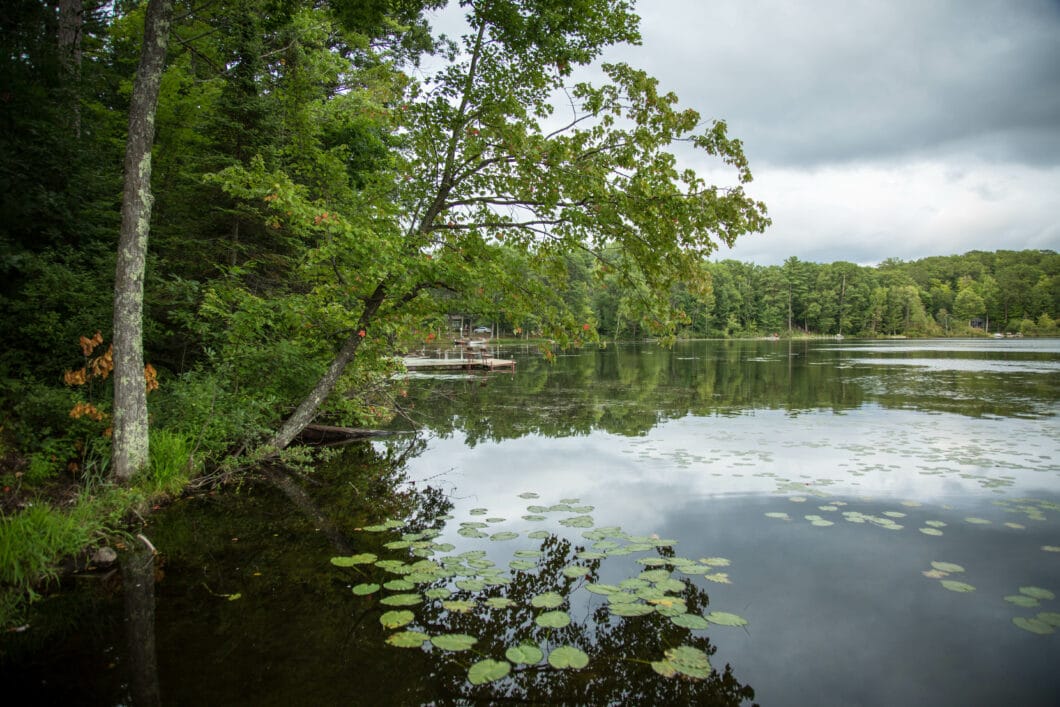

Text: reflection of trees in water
xmin=397 ymin=341 xmax=1045 ymax=444
xmin=402 ymin=535 xmax=756 ymax=706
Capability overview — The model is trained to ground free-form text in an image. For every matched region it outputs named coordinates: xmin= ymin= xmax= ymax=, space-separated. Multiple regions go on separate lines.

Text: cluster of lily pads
xmin=330 ymin=492 xmax=747 ymax=687
xmin=919 ymin=561 xmax=1060 ymax=636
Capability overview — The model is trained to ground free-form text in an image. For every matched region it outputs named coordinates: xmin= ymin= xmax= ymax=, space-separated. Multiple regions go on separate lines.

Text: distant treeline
xmin=573 ymin=249 xmax=1057 ymax=339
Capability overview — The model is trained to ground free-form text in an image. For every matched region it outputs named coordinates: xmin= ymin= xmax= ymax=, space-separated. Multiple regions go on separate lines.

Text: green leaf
xmin=670 ymin=613 xmax=711 ymax=630
xmin=609 ymin=602 xmax=654 ymax=617
xmin=535 ymin=610 xmax=571 ymax=628
xmin=561 ymin=565 xmax=591 ymax=578
xmin=548 ymin=645 xmax=589 ymax=669
xmin=430 ymin=634 xmax=478 ymax=651
xmin=1004 ymin=594 xmax=1039 ymax=607
xmin=517 ymin=492 xmax=540 ymax=499
xmin=379 ymin=610 xmax=415 ymax=629
xmin=442 ymin=600 xmax=475 ymax=613
xmin=386 ymin=631 xmax=428 ymax=648
xmin=531 ymin=592 xmax=564 ymax=609
xmin=506 ymin=644 xmax=544 ymax=665
xmin=931 ymin=561 xmax=965 ymax=574
xmin=468 ymin=659 xmax=511 ymax=685
xmin=330 ymin=553 xmax=377 ymax=567
xmin=380 ymin=593 xmax=421 ymax=606
xmin=383 ymin=579 xmax=415 ymax=591
xmin=1013 ymin=617 xmax=1054 ymax=635
xmin=485 ymin=597 xmax=515 ymax=609
xmin=1019 ymin=586 xmax=1055 ymax=600
xmin=352 ymin=583 xmax=380 ymax=596
xmin=490 ymin=531 xmax=519 ymax=541
xmin=706 ymin=611 xmax=749 ymax=626
xmin=940 ymin=580 xmax=976 ymax=593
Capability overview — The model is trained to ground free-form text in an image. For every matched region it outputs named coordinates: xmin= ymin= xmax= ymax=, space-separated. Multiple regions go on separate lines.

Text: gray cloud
xmin=622 ymin=0 xmax=1060 ymax=167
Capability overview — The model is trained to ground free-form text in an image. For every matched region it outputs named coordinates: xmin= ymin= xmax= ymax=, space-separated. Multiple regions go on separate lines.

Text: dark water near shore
xmin=3 ymin=339 xmax=1059 ymax=705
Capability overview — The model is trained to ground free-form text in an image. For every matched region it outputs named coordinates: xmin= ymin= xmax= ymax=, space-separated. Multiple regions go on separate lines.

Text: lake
xmin=4 ymin=339 xmax=1059 ymax=705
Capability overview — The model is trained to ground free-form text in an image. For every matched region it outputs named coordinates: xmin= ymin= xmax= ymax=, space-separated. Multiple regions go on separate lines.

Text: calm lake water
xmin=4 ymin=339 xmax=1060 ymax=706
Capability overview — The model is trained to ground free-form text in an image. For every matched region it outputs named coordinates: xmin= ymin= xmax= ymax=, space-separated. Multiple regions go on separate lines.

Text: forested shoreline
xmin=0 ymin=0 xmax=1057 ymax=627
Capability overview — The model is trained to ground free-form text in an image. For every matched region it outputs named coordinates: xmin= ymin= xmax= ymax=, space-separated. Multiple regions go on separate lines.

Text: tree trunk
xmin=265 ymin=285 xmax=387 ymax=452
xmin=58 ymin=0 xmax=83 ymax=136
xmin=112 ymin=0 xmax=174 ymax=482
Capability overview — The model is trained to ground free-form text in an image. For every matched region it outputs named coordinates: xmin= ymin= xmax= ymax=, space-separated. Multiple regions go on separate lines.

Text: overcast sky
xmin=428 ymin=1 xmax=1060 ymax=265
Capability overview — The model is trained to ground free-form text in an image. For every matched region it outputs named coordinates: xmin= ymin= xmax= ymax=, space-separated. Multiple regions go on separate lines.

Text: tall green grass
xmin=139 ymin=429 xmax=197 ymax=497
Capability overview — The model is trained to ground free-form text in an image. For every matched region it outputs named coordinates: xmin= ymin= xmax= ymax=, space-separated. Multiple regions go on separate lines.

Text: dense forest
xmin=0 ymin=0 xmax=1056 ymax=624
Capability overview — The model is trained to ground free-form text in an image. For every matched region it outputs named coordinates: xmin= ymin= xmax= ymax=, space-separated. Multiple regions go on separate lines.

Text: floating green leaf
xmin=964 ymin=517 xmax=992 ymax=525
xmin=704 ymin=572 xmax=731 ymax=584
xmin=585 ymin=583 xmax=621 ymax=595
xmin=1013 ymin=617 xmax=1055 ymax=635
xmin=940 ymin=580 xmax=976 ymax=593
xmin=522 ymin=515 xmax=547 ymax=522
xmin=764 ymin=512 xmax=790 ymax=520
xmin=526 ymin=505 xmax=549 ymax=513
xmin=652 ymin=645 xmax=712 ymax=679
xmin=1019 ymin=586 xmax=1055 ymax=600
xmin=506 ymin=644 xmax=544 ymax=665
xmin=559 ymin=498 xmax=581 ymax=504
xmin=924 ymin=520 xmax=947 ymax=528
xmin=456 ymin=579 xmax=486 ymax=592
xmin=671 ymin=613 xmax=711 ymax=630
xmin=700 ymin=557 xmax=731 ymax=567
xmin=1042 ymin=546 xmax=1060 ymax=553
xmin=1038 ymin=612 xmax=1060 ymax=627
xmin=706 ymin=611 xmax=749 ymax=626
xmin=548 ymin=646 xmax=589 ymax=669
xmin=425 ymin=587 xmax=452 ymax=600
xmin=384 ymin=540 xmax=412 ymax=549
xmin=489 ymin=531 xmax=519 ymax=542
xmin=468 ymin=659 xmax=511 ymax=685
xmin=485 ymin=517 xmax=506 ymax=524
xmin=919 ymin=528 xmax=943 ymax=536
xmin=379 ymin=610 xmax=414 ymax=629
xmin=380 ymin=593 xmax=421 ymax=606
xmin=442 ymin=600 xmax=475 ymax=613
xmin=330 ymin=553 xmax=377 ymax=567
xmin=609 ymin=602 xmax=654 ymax=617
xmin=639 ymin=569 xmax=671 ymax=583
xmin=458 ymin=528 xmax=488 ymax=539
xmin=518 ymin=492 xmax=540 ymax=499
xmin=430 ymin=634 xmax=478 ymax=651
xmin=485 ymin=597 xmax=515 ymax=609
xmin=1004 ymin=594 xmax=1039 ymax=607
xmin=514 ymin=550 xmax=542 ymax=559
xmin=383 ymin=579 xmax=415 ymax=591
xmin=469 ymin=508 xmax=488 ymax=515
xmin=577 ymin=551 xmax=607 ymax=560
xmin=509 ymin=560 xmax=536 ymax=571
xmin=531 ymin=592 xmax=564 ymax=609
xmin=352 ymin=583 xmax=380 ymax=596
xmin=562 ymin=565 xmax=591 ymax=578
xmin=535 ymin=610 xmax=571 ymax=628
xmin=387 ymin=631 xmax=428 ymax=648
xmin=559 ymin=515 xmax=595 ymax=528
xmin=931 ymin=562 xmax=965 ymax=573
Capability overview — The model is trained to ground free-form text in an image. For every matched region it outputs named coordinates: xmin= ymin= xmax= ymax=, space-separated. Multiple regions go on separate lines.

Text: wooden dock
xmin=402 ymin=355 xmax=516 ymax=372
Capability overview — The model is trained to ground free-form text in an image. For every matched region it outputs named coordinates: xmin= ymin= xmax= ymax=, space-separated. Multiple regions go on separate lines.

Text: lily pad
xmin=456 ymin=579 xmax=486 ymax=592
xmin=919 ymin=528 xmax=944 ymax=536
xmin=330 ymin=553 xmax=377 ymax=567
xmin=380 ymin=593 xmax=422 ymax=606
xmin=518 ymin=492 xmax=540 ymax=499
xmin=1019 ymin=586 xmax=1056 ymax=600
xmin=1042 ymin=546 xmax=1060 ymax=553
xmin=559 ymin=515 xmax=595 ymax=528
xmin=383 ymin=579 xmax=416 ymax=591
xmin=964 ymin=517 xmax=992 ymax=525
xmin=703 ymin=572 xmax=731 ymax=584
xmin=1037 ymin=612 xmax=1060 ymax=627
xmin=386 ymin=631 xmax=429 ymax=648
xmin=506 ymin=644 xmax=544 ymax=665
xmin=514 ymin=550 xmax=542 ymax=559
xmin=509 ymin=560 xmax=536 ymax=571
xmin=562 ymin=565 xmax=591 ymax=578
xmin=352 ymin=583 xmax=380 ymax=596
xmin=940 ymin=580 xmax=976 ymax=593
xmin=468 ymin=659 xmax=510 ymax=685
xmin=670 ymin=613 xmax=711 ymax=630
xmin=535 ymin=610 xmax=571 ymax=628
xmin=458 ymin=528 xmax=488 ymax=539
xmin=924 ymin=520 xmax=947 ymax=528
xmin=379 ymin=610 xmax=415 ymax=629
xmin=442 ymin=600 xmax=475 ymax=613
xmin=931 ymin=561 xmax=965 ymax=573
xmin=425 ymin=587 xmax=452 ymax=600
xmin=764 ymin=512 xmax=791 ymax=520
xmin=430 ymin=633 xmax=478 ymax=651
xmin=488 ymin=531 xmax=519 ymax=542
xmin=1013 ymin=617 xmax=1055 ymax=635
xmin=652 ymin=645 xmax=712 ymax=680
xmin=706 ymin=611 xmax=748 ymax=626
xmin=523 ymin=515 xmax=547 ymax=522
xmin=1004 ymin=594 xmax=1039 ymax=607
xmin=609 ymin=602 xmax=654 ymax=617
xmin=639 ymin=569 xmax=671 ymax=583
xmin=485 ymin=597 xmax=515 ymax=609
xmin=548 ymin=645 xmax=589 ymax=670
xmin=531 ymin=592 xmax=564 ymax=609
xmin=469 ymin=508 xmax=489 ymax=516
xmin=585 ymin=583 xmax=621 ymax=595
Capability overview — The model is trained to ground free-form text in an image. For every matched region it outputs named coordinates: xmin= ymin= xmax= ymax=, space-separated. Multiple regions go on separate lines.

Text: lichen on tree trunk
xmin=112 ymin=0 xmax=174 ymax=482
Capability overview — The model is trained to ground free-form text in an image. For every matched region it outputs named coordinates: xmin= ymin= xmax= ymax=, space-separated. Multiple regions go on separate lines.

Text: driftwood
xmin=295 ymin=424 xmax=395 ymax=446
